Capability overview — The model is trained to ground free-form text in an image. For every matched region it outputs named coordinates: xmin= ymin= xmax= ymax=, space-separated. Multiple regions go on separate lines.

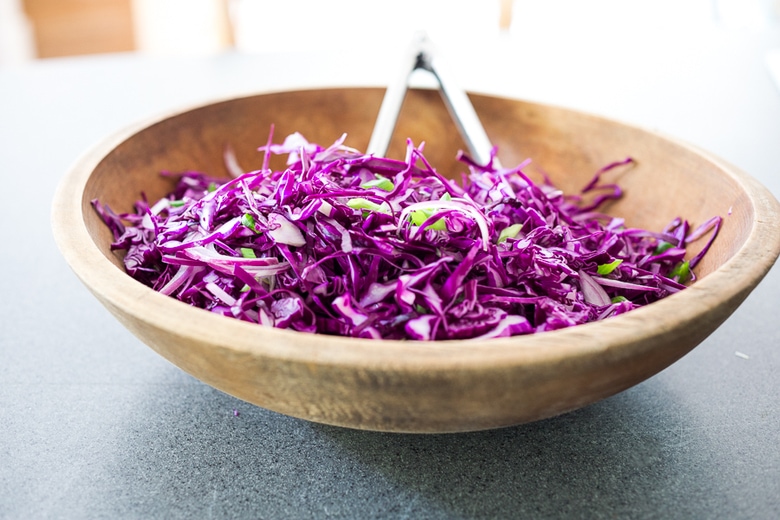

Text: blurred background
xmin=1 ymin=0 xmax=779 ymax=65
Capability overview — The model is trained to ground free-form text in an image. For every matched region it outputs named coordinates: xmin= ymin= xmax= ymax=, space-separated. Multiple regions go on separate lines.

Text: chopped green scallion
xmin=360 ymin=175 xmax=394 ymax=191
xmin=654 ymin=241 xmax=675 ymax=254
xmin=409 ymin=209 xmax=446 ymax=230
xmin=597 ymin=259 xmax=623 ymax=275
xmin=241 ymin=213 xmax=258 ymax=232
xmin=240 ymin=247 xmax=257 ymax=258
xmin=670 ymin=261 xmax=691 ymax=283
xmin=347 ymin=198 xmax=391 ymax=214
xmin=498 ymin=224 xmax=523 ymax=244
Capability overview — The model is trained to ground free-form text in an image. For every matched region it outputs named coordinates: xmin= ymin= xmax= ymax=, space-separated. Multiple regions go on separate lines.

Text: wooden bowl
xmin=52 ymin=88 xmax=780 ymax=433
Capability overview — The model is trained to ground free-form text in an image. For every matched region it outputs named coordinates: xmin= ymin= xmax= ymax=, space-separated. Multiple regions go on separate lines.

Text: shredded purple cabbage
xmin=92 ymin=132 xmax=721 ymax=340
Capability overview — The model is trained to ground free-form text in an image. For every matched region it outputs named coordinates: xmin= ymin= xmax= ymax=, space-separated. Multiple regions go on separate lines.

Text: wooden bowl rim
xmin=52 ymin=87 xmax=780 ymax=372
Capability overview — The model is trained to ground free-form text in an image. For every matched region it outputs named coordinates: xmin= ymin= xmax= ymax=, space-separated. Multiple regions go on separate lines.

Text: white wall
xmin=132 ymin=0 xmax=233 ymax=56
xmin=0 ymin=0 xmax=35 ymax=65
xmin=2 ymin=0 xmax=779 ymax=66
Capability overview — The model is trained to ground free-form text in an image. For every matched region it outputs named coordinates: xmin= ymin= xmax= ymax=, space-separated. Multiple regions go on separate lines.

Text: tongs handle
xmin=367 ymin=32 xmax=500 ymax=169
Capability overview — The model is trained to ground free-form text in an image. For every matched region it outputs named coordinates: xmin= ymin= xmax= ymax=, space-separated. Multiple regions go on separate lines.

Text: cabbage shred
xmin=92 ymin=132 xmax=721 ymax=340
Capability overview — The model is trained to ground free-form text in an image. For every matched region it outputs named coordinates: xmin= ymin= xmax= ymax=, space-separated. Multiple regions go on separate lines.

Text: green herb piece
xmin=347 ymin=198 xmax=390 ymax=214
xmin=409 ymin=209 xmax=446 ymax=230
xmin=241 ymin=213 xmax=258 ymax=232
xmin=361 ymin=175 xmax=394 ymax=191
xmin=240 ymin=247 xmax=257 ymax=258
xmin=654 ymin=241 xmax=675 ymax=254
xmin=670 ymin=261 xmax=691 ymax=283
xmin=597 ymin=259 xmax=623 ymax=275
xmin=498 ymin=224 xmax=523 ymax=244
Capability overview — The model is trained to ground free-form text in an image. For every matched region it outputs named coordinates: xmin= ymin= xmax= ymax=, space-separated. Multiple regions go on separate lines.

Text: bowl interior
xmin=56 ymin=87 xmax=779 ymax=432
xmin=83 ymin=88 xmax=749 ymax=279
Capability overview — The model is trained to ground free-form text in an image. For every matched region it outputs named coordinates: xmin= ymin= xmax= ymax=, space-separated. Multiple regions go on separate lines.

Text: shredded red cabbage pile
xmin=93 ymin=132 xmax=721 ymax=340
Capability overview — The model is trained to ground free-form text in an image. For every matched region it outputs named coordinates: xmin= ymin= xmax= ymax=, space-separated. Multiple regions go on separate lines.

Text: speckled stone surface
xmin=1 ymin=21 xmax=779 ymax=519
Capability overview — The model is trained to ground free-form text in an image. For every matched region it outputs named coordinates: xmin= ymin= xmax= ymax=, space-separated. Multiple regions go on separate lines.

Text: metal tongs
xmin=367 ymin=32 xmax=501 ymax=169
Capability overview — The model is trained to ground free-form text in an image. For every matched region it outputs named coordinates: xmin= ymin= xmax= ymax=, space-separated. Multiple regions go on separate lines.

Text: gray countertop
xmin=1 ymin=21 xmax=779 ymax=519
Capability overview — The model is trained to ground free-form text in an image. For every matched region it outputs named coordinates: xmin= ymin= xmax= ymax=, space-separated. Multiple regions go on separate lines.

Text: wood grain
xmin=52 ymin=88 xmax=780 ymax=432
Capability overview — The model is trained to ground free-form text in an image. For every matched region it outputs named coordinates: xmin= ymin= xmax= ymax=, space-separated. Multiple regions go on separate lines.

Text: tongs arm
xmin=367 ymin=32 xmax=500 ymax=169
